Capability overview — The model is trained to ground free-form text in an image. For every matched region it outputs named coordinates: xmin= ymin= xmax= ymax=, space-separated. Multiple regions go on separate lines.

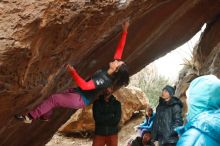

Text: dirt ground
xmin=46 ymin=115 xmax=144 ymax=146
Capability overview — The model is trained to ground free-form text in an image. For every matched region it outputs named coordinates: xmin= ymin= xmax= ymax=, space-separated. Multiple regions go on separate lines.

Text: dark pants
xmin=159 ymin=142 xmax=176 ymax=146
xmin=92 ymin=135 xmax=118 ymax=146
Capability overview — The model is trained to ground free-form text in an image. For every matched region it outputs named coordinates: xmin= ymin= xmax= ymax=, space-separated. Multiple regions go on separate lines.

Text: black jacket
xmin=152 ymin=97 xmax=183 ymax=144
xmin=76 ymin=69 xmax=112 ymax=105
xmin=93 ymin=95 xmax=121 ymax=136
xmin=131 ymin=137 xmax=155 ymax=146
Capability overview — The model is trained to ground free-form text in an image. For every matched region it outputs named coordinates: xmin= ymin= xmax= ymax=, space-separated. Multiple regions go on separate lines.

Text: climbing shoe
xmin=39 ymin=117 xmax=49 ymax=122
xmin=15 ymin=114 xmax=32 ymax=124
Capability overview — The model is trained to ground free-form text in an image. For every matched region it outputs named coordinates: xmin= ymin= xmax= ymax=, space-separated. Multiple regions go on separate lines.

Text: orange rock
xmin=1 ymin=0 xmax=220 ymax=145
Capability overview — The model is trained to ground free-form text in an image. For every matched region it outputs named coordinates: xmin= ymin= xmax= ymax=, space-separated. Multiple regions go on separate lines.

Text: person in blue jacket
xmin=176 ymin=75 xmax=220 ymax=146
xmin=137 ymin=107 xmax=155 ymax=133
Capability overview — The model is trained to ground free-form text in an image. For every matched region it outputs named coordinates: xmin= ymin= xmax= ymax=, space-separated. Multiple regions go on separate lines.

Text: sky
xmin=152 ymin=25 xmax=206 ymax=81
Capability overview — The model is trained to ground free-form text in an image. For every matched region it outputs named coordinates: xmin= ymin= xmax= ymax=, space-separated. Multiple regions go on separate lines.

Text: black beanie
xmin=163 ymin=85 xmax=175 ymax=96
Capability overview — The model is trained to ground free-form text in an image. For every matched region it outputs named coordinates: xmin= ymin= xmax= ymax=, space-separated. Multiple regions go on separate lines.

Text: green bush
xmin=130 ymin=64 xmax=172 ymax=109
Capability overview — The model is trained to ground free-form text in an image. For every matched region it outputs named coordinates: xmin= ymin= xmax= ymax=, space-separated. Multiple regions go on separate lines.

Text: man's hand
xmin=122 ymin=20 xmax=129 ymax=32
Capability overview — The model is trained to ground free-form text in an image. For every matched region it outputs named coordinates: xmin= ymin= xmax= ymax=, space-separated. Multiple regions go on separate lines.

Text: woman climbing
xmin=15 ymin=20 xmax=130 ymax=124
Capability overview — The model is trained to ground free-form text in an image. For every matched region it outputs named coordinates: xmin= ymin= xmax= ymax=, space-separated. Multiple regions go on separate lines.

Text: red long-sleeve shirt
xmin=114 ymin=31 xmax=127 ymax=60
xmin=67 ymin=67 xmax=96 ymax=90
xmin=67 ymin=31 xmax=128 ymax=90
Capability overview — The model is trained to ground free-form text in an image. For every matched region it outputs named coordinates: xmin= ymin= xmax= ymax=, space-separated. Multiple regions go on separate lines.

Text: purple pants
xmin=29 ymin=89 xmax=85 ymax=120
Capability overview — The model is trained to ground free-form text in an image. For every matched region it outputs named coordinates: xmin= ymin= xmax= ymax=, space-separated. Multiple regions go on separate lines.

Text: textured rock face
xmin=1 ymin=0 xmax=220 ymax=146
xmin=60 ymin=86 xmax=148 ymax=133
xmin=175 ymin=71 xmax=198 ymax=117
xmin=175 ymin=16 xmax=220 ymax=118
xmin=194 ymin=17 xmax=220 ymax=77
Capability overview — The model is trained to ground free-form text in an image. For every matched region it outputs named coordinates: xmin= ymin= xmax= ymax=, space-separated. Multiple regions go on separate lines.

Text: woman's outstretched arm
xmin=66 ymin=64 xmax=96 ymax=90
xmin=113 ymin=20 xmax=129 ymax=60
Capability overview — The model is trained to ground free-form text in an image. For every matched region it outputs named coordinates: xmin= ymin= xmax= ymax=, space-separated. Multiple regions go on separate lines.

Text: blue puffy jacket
xmin=176 ymin=109 xmax=220 ymax=146
xmin=176 ymin=75 xmax=220 ymax=146
xmin=138 ymin=113 xmax=155 ymax=131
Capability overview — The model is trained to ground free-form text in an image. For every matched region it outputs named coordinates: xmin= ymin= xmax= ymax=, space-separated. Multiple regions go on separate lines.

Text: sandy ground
xmin=46 ymin=115 xmax=144 ymax=146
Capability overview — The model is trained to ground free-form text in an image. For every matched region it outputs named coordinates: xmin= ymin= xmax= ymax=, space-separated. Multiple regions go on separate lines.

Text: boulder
xmin=0 ymin=0 xmax=220 ymax=145
xmin=175 ymin=16 xmax=220 ymax=118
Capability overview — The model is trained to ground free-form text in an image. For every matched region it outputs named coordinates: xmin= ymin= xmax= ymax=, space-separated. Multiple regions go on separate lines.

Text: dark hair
xmin=163 ymin=85 xmax=175 ymax=96
xmin=141 ymin=130 xmax=151 ymax=137
xmin=147 ymin=107 xmax=153 ymax=112
xmin=111 ymin=63 xmax=129 ymax=91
